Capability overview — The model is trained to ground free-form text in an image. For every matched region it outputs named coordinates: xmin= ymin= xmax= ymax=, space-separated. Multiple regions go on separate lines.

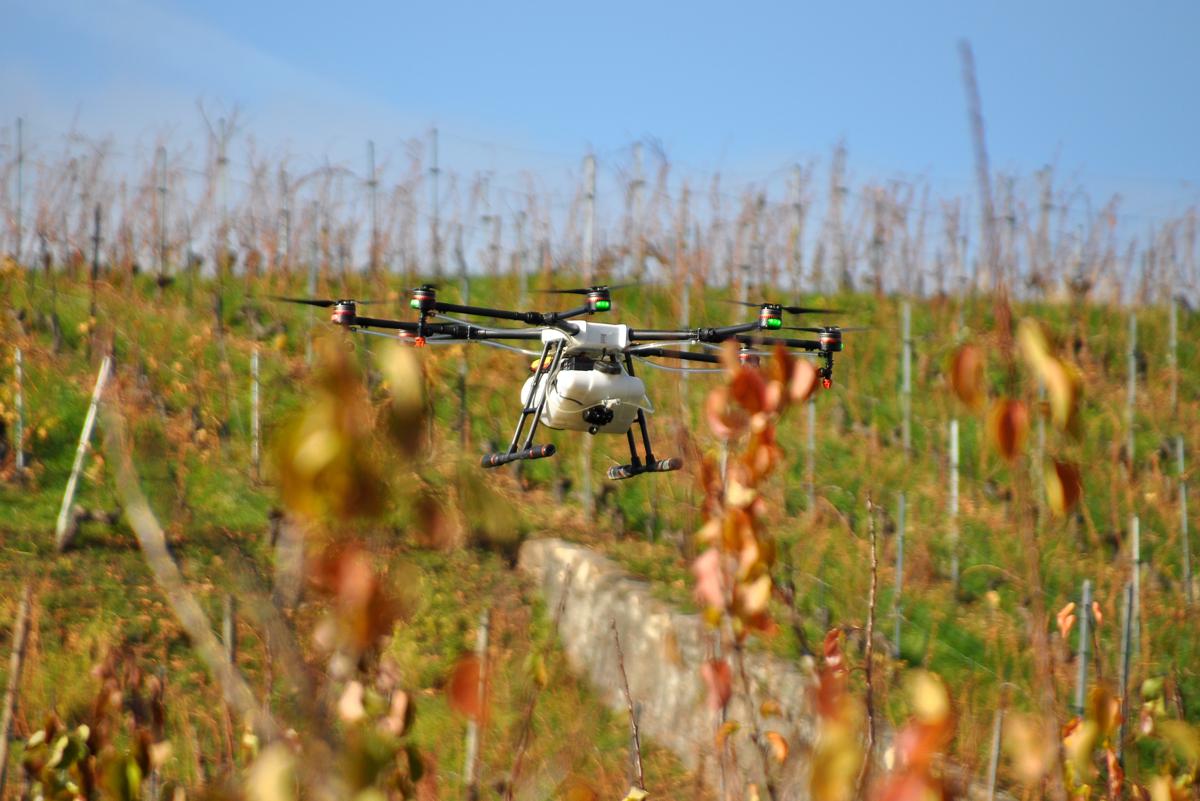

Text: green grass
xmin=1 ymin=265 xmax=1197 ymax=790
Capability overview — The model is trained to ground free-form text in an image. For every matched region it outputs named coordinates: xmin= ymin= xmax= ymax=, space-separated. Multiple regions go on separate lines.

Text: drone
xmin=274 ymin=285 xmax=855 ymax=480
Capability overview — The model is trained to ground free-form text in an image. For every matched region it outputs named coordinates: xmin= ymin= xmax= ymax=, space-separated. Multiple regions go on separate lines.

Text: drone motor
xmin=757 ymin=305 xmax=784 ymax=330
xmin=331 ymin=300 xmax=356 ymax=326
xmin=818 ymin=327 xmax=843 ymax=352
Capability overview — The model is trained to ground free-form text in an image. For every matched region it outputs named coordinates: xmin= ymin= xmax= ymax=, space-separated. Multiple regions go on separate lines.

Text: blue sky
xmin=4 ymin=0 xmax=1199 ymax=221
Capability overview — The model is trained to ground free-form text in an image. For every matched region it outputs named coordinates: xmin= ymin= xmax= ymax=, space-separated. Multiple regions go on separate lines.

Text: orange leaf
xmin=766 ymin=731 xmax=789 ymax=763
xmin=701 ymin=659 xmax=733 ymax=711
xmin=790 ymin=358 xmax=819 ymax=403
xmin=1105 ymin=748 xmax=1124 ymax=800
xmin=950 ymin=345 xmax=986 ymax=410
xmin=768 ymin=344 xmax=794 ymax=387
xmin=718 ymin=339 xmax=741 ymax=376
xmin=1056 ymin=602 xmax=1076 ymax=640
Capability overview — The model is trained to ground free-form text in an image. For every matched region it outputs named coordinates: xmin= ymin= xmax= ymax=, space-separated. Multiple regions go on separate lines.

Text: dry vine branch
xmin=856 ymin=494 xmax=879 ymax=798
xmin=611 ymin=620 xmax=645 ymax=792
xmin=732 ymin=644 xmax=778 ymax=801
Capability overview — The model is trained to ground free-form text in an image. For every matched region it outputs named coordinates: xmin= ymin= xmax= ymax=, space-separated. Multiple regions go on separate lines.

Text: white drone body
xmin=518 ymin=321 xmax=652 ymax=434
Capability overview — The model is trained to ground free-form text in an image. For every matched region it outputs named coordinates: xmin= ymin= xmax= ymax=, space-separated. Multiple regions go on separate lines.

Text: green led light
xmin=594 ymin=299 xmax=611 ymax=311
xmin=409 ymin=298 xmax=421 ymax=309
xmin=765 ymin=317 xmax=782 ymax=329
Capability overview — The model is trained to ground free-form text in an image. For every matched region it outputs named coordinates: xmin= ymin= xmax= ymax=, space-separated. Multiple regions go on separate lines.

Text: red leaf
xmin=706 ymin=387 xmax=748 ymax=439
xmin=823 ymin=629 xmax=845 ymax=672
xmin=701 ymin=659 xmax=733 ymax=710
xmin=988 ymin=398 xmax=1029 ymax=461
xmin=447 ymin=655 xmax=487 ymax=722
xmin=730 ymin=368 xmax=768 ymax=414
xmin=1045 ymin=460 xmax=1082 ymax=516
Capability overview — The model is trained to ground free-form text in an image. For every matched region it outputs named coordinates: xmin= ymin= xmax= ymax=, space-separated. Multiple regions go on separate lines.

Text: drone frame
xmin=277 ymin=284 xmax=849 ymax=478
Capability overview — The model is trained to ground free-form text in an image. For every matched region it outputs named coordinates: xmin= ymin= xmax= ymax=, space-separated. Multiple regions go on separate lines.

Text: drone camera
xmin=331 ymin=300 xmax=356 ymax=326
xmin=582 ymin=405 xmax=615 ymax=429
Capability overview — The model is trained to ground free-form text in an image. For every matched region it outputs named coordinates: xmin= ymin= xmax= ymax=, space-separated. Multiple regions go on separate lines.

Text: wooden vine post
xmin=55 ymin=355 xmax=113 ymax=552
xmin=0 ymin=584 xmax=33 ymax=797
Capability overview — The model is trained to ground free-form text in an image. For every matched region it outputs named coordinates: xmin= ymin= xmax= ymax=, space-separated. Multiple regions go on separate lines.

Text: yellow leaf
xmin=621 ymin=787 xmax=649 ymax=801
xmin=905 ymin=670 xmax=950 ymax=726
xmin=726 ymin=479 xmax=758 ymax=509
xmin=741 ymin=574 xmax=773 ymax=616
xmin=1158 ymin=720 xmax=1200 ymax=764
xmin=715 ymin=720 xmax=740 ymax=749
xmin=562 ymin=778 xmax=598 ymax=801
xmin=246 ymin=744 xmax=296 ymax=801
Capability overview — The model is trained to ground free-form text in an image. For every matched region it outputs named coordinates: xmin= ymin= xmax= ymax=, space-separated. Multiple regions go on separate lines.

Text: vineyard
xmin=0 ymin=116 xmax=1199 ymax=801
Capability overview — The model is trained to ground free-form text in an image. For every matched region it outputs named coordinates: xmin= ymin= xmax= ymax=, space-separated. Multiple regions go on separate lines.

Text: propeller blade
xmin=271 ymin=296 xmax=336 ymax=307
xmin=537 ymin=287 xmax=591 ymax=295
xmin=780 ymin=304 xmax=843 ymax=315
xmin=720 ymin=299 xmax=843 ymax=314
xmin=781 ymin=325 xmax=870 ymax=333
xmin=537 ymin=283 xmax=637 ymax=295
xmin=271 ymin=296 xmax=381 ymax=307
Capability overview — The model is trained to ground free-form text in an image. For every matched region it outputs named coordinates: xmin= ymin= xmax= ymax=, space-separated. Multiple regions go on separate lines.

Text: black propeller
xmin=783 ymin=325 xmax=871 ymax=333
xmin=271 ymin=296 xmax=381 ymax=307
xmin=538 ymin=283 xmax=634 ymax=295
xmin=723 ymin=299 xmax=843 ymax=315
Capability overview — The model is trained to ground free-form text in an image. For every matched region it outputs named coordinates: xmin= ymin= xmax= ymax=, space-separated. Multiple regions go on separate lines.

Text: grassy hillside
xmin=0 ymin=263 xmax=1197 ymax=795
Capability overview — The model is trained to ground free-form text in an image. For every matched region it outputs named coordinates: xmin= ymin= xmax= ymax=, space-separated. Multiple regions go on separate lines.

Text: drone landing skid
xmin=482 ymin=339 xmax=566 ymax=470
xmin=605 ymin=356 xmax=682 ymax=481
xmin=607 ymin=457 xmax=683 ymax=481
xmin=481 ymin=444 xmax=556 ymax=468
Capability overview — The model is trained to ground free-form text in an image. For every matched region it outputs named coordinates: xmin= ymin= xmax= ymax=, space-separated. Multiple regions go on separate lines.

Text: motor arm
xmin=627 ymin=321 xmax=762 ymax=343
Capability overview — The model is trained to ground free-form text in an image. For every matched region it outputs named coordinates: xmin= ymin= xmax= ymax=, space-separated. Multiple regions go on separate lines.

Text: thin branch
xmin=857 ymin=494 xmax=879 ymax=797
xmin=732 ymin=645 xmax=778 ymax=801
xmin=611 ymin=620 xmax=645 ymax=791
